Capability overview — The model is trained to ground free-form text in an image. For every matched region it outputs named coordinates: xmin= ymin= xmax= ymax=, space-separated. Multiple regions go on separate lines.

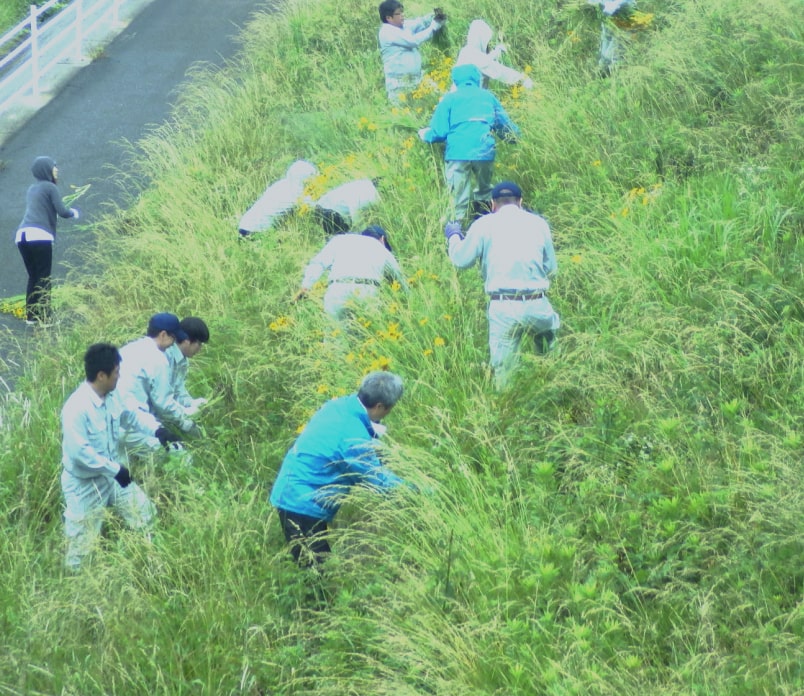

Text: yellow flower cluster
xmin=357 ymin=116 xmax=378 ymax=132
xmin=613 ymin=11 xmax=654 ymax=30
xmin=0 ymin=297 xmax=26 ymax=319
xmin=269 ymin=315 xmax=292 ymax=331
xmin=377 ymin=322 xmax=403 ymax=342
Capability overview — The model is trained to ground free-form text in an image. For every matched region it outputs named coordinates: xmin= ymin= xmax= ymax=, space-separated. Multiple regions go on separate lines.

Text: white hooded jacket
xmin=455 ymin=20 xmax=532 ymax=88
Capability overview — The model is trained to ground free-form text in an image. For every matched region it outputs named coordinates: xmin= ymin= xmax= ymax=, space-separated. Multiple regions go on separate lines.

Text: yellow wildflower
xmin=316 ymin=384 xmax=329 ymax=395
xmin=442 ymin=314 xmax=452 ymax=321
xmin=419 ymin=318 xmax=428 ymax=326
xmin=269 ymin=316 xmax=292 ymax=331
xmin=434 ymin=336 xmax=446 ymax=347
xmin=571 ymin=254 xmax=583 ymax=264
xmin=423 ymin=348 xmax=434 ymax=357
xmin=591 ymin=160 xmax=602 ymax=167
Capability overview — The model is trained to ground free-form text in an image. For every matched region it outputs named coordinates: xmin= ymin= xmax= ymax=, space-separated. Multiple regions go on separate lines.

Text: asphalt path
xmin=0 ymin=0 xmax=271 ymax=379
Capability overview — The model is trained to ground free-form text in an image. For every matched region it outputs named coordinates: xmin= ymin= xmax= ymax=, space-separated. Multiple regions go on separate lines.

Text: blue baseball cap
xmin=148 ymin=312 xmax=189 ymax=342
xmin=491 ymin=181 xmax=523 ymax=199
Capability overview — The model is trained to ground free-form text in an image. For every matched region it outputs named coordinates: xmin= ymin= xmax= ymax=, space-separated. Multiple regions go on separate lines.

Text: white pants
xmin=488 ymin=297 xmax=560 ymax=389
xmin=61 ymin=470 xmax=155 ymax=570
xmin=324 ymin=282 xmax=380 ymax=320
xmin=444 ymin=160 xmax=494 ymax=221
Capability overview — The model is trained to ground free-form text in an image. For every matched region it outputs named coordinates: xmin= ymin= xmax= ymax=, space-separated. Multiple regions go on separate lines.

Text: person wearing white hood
xmin=455 ymin=20 xmax=533 ymax=89
xmin=238 ymin=160 xmax=318 ymax=237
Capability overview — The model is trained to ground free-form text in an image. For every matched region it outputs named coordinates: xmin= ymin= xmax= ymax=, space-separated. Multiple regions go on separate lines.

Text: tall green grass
xmin=0 ymin=0 xmax=802 ymax=693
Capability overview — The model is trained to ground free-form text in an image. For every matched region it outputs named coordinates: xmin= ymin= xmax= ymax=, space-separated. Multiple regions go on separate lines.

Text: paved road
xmin=0 ymin=0 xmax=271 ymax=375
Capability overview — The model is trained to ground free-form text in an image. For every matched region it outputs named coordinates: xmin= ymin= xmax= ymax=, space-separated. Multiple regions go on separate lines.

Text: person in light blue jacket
xmin=270 ymin=371 xmax=406 ymax=566
xmin=419 ymin=64 xmax=520 ymax=222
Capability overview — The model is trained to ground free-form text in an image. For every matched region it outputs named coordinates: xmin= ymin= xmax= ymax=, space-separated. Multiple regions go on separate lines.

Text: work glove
xmin=418 ymin=127 xmax=431 ymax=142
xmin=70 ymin=207 xmax=80 ymax=219
xmin=114 ymin=465 xmax=132 ymax=488
xmin=431 ymin=19 xmax=444 ymax=31
xmin=184 ymin=397 xmax=208 ymax=418
xmin=155 ymin=426 xmax=181 ymax=449
xmin=444 ymin=221 xmax=463 ymax=242
xmin=522 ymin=77 xmax=535 ymax=89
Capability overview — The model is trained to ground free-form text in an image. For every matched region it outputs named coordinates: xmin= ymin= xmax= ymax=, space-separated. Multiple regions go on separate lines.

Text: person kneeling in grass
xmin=60 ymin=343 xmax=156 ymax=571
xmin=166 ymin=316 xmax=210 ymax=418
xmin=269 ymin=371 xmax=406 ymax=567
xmin=293 ymin=225 xmax=407 ymax=321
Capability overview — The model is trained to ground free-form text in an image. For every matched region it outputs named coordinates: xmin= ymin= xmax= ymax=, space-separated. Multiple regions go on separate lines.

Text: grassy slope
xmin=0 ymin=0 xmax=802 ymax=693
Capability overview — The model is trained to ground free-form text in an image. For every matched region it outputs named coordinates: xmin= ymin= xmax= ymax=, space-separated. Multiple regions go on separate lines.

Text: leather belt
xmin=488 ymin=291 xmax=544 ymax=301
xmin=330 ymin=278 xmax=380 ymax=286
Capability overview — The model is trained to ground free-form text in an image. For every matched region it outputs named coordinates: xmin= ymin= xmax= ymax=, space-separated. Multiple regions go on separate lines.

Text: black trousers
xmin=16 ymin=241 xmax=53 ymax=322
xmin=278 ymin=508 xmax=331 ymax=567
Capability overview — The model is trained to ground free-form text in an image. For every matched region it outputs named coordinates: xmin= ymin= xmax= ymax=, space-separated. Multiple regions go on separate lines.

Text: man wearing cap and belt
xmin=444 ymin=181 xmax=560 ymax=389
xmin=294 ymin=225 xmax=408 ymax=320
xmin=116 ymin=312 xmax=201 ymax=459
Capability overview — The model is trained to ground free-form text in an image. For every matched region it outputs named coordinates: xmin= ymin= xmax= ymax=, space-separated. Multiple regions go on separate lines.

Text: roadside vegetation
xmin=0 ymin=0 xmax=801 ymax=693
xmin=0 ymin=1 xmax=62 ymax=42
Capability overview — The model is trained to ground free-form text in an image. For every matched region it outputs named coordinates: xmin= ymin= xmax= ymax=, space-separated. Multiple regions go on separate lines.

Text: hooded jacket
xmin=422 ymin=64 xmax=520 ymax=161
xmin=455 ymin=20 xmax=529 ymax=87
xmin=269 ymin=394 xmax=403 ymax=521
xmin=17 ymin=156 xmax=75 ymax=237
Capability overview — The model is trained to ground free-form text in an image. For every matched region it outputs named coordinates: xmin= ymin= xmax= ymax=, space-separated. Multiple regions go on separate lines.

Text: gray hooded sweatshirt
xmin=18 ymin=156 xmax=75 ymax=237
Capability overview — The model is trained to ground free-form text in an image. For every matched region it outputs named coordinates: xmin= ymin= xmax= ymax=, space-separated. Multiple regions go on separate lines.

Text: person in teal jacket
xmin=418 ymin=64 xmax=519 ymax=222
xmin=270 ymin=371 xmax=406 ymax=566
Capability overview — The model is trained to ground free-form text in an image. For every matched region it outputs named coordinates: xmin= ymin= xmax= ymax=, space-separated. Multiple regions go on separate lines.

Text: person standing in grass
xmin=455 ymin=20 xmax=534 ymax=90
xmin=270 ymin=371 xmax=406 ymax=566
xmin=293 ymin=225 xmax=407 ymax=321
xmin=444 ymin=181 xmax=560 ymax=389
xmin=60 ymin=343 xmax=156 ymax=571
xmin=116 ymin=313 xmax=200 ymax=459
xmin=15 ymin=156 xmax=80 ymax=325
xmin=378 ymin=0 xmax=444 ymax=103
xmin=419 ymin=64 xmax=520 ymax=223
xmin=165 ymin=316 xmax=210 ymax=419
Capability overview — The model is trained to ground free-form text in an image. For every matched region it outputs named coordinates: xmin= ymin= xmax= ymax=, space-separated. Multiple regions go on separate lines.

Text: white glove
xmin=372 ymin=422 xmax=388 ymax=438
xmin=184 ymin=397 xmax=208 ymax=417
xmin=418 ymin=127 xmax=430 ymax=141
xmin=70 ymin=208 xmax=80 ymax=219
xmin=496 ymin=42 xmax=508 ymax=55
xmin=431 ymin=19 xmax=443 ymax=31
xmin=522 ymin=77 xmax=534 ymax=89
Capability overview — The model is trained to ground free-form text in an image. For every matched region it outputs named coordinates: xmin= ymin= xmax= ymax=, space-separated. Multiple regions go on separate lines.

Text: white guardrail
xmin=0 ymin=0 xmax=124 ymax=112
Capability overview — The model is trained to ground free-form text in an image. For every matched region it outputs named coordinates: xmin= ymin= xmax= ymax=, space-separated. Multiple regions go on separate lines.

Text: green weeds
xmin=0 ymin=0 xmax=802 ymax=693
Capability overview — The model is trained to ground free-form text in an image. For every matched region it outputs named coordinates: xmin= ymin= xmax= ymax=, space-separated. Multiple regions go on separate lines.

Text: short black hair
xmin=180 ymin=316 xmax=210 ymax=343
xmin=84 ymin=343 xmax=121 ymax=382
xmin=379 ymin=0 xmax=403 ymax=23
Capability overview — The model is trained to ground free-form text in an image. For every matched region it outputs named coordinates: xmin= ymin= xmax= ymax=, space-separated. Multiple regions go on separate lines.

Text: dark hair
xmin=316 ymin=207 xmax=350 ymax=236
xmin=379 ymin=0 xmax=403 ymax=22
xmin=180 ymin=316 xmax=210 ymax=343
xmin=84 ymin=343 xmax=121 ymax=382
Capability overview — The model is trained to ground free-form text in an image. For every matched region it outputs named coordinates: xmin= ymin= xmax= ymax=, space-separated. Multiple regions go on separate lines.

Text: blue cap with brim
xmin=491 ymin=181 xmax=523 ymax=199
xmin=148 ymin=312 xmax=189 ymax=342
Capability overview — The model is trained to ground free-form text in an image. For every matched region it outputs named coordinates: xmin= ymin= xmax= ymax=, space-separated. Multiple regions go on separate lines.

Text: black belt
xmin=330 ymin=278 xmax=380 ymax=286
xmin=488 ymin=291 xmax=544 ymax=301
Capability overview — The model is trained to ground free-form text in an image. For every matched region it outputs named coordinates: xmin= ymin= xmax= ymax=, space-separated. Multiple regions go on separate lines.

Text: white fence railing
xmin=0 ymin=0 xmax=124 ymax=112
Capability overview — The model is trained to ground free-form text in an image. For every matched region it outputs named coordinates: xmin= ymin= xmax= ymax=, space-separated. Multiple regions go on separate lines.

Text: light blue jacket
xmin=269 ymin=394 xmax=403 ymax=521
xmin=422 ymin=64 xmax=519 ymax=162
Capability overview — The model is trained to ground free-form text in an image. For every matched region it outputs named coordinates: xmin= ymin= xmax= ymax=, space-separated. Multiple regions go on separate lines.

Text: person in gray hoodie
xmin=15 ymin=156 xmax=79 ymax=324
